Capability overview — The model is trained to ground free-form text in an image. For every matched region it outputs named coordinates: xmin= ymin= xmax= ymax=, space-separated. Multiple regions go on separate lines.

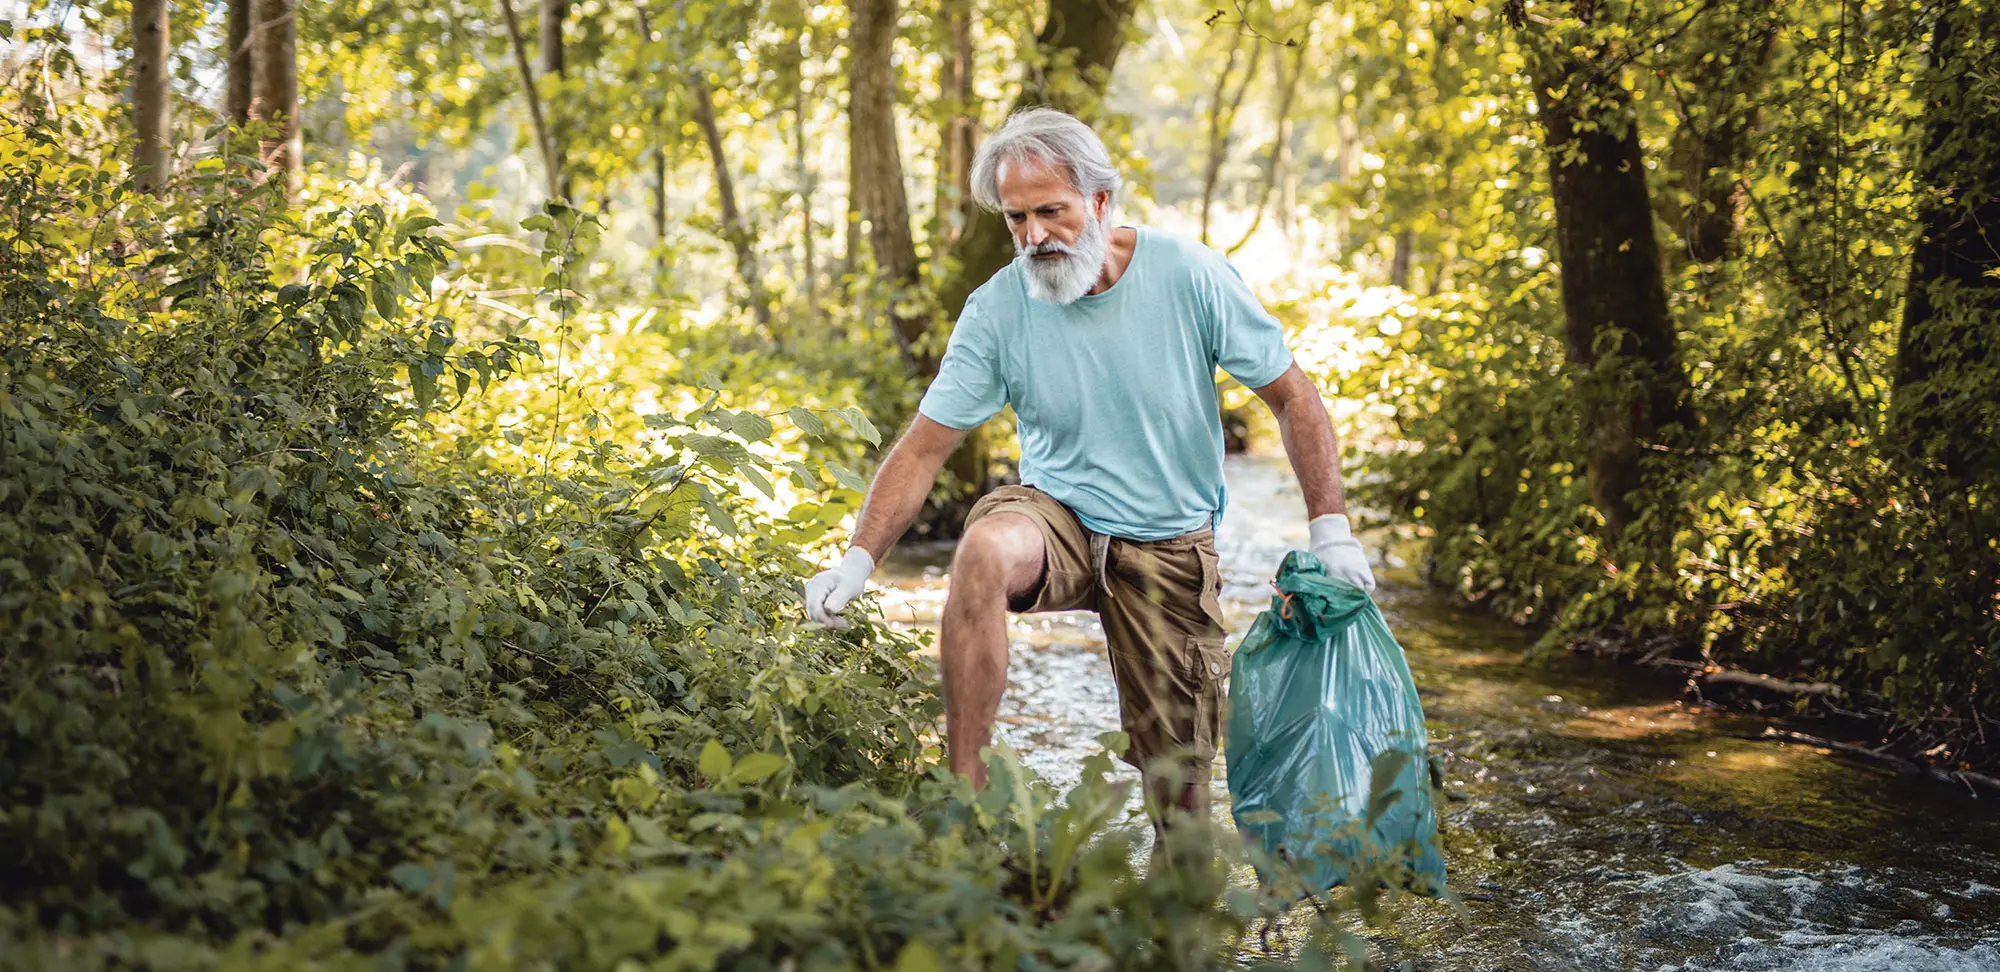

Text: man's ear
xmin=1093 ymin=191 xmax=1110 ymax=221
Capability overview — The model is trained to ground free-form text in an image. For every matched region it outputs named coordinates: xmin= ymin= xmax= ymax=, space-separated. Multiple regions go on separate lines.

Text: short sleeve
xmin=1201 ymin=249 xmax=1294 ymax=388
xmin=917 ymin=300 xmax=1008 ymax=430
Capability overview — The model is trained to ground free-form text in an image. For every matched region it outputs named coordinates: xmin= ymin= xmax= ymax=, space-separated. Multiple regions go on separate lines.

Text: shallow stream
xmin=874 ymin=456 xmax=2000 ymax=971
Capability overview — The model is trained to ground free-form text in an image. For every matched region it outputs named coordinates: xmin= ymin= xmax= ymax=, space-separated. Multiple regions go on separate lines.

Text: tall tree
xmin=634 ymin=5 xmax=671 ymax=283
xmin=540 ymin=0 xmax=569 ymax=201
xmin=1517 ymin=9 xmax=1689 ymax=540
xmin=1891 ymin=0 xmax=2000 ymax=487
xmin=225 ymin=0 xmax=253 ymax=127
xmin=251 ymin=0 xmax=300 ymax=194
xmin=1227 ymin=42 xmax=1308 ymax=255
xmin=690 ymin=74 xmax=773 ymax=329
xmin=131 ymin=0 xmax=169 ymax=195
xmin=1666 ymin=0 xmax=1778 ymax=263
xmin=1198 ymin=30 xmax=1261 ymax=245
xmin=796 ymin=84 xmax=816 ymax=307
xmin=500 ymin=0 xmax=562 ymax=202
xmin=849 ymin=0 xmax=928 ymax=373
xmin=933 ymin=0 xmax=977 ymax=245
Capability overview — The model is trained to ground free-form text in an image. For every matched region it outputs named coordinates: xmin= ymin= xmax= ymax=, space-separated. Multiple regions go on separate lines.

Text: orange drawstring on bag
xmin=1270 ymin=580 xmax=1295 ymax=620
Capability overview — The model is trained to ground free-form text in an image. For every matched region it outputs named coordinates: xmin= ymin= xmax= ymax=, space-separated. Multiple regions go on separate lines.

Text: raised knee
xmin=949 ymin=515 xmax=1039 ymax=594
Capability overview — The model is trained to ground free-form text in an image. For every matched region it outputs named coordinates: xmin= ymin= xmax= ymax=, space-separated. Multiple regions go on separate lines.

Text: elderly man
xmin=805 ymin=107 xmax=1374 ymax=822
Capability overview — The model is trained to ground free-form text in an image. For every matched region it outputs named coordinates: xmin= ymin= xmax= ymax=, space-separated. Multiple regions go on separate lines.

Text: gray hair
xmin=969 ymin=107 xmax=1122 ymax=213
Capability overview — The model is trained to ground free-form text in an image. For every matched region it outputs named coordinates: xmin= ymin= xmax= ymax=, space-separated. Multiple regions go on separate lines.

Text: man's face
xmin=996 ymin=155 xmax=1111 ymax=305
xmin=995 ymin=155 xmax=1106 ymax=254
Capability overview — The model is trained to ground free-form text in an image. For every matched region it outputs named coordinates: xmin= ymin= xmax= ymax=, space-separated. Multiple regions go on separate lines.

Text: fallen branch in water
xmin=1702 ymin=669 xmax=1844 ymax=698
xmin=1757 ymin=728 xmax=2000 ymax=798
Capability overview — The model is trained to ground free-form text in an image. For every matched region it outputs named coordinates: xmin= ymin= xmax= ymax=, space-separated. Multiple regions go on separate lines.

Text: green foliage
xmin=1329 ymin=0 xmax=1998 ymax=764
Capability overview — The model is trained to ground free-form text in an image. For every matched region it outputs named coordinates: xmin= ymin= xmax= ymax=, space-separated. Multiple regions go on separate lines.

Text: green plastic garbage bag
xmin=1225 ymin=550 xmax=1447 ymax=897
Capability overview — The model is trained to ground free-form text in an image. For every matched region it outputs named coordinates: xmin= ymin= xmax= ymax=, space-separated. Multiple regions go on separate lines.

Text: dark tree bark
xmin=1892 ymin=0 xmax=2000 ymax=487
xmin=1527 ymin=44 xmax=1689 ymax=540
xmin=225 ymin=0 xmax=253 ymax=126
xmin=540 ymin=0 xmax=569 ymax=200
xmin=936 ymin=0 xmax=1140 ymax=320
xmin=131 ymin=0 xmax=169 ymax=195
xmin=934 ymin=0 xmax=978 ymax=245
xmin=250 ymin=0 xmax=299 ymax=195
xmin=1667 ymin=0 xmax=1777 ymax=263
xmin=636 ymin=6 xmax=670 ymax=283
xmin=1389 ymin=227 xmax=1414 ymax=291
xmin=849 ymin=0 xmax=929 ymax=373
xmin=796 ymin=85 xmax=816 ymax=306
xmin=499 ymin=0 xmax=561 ymax=202
xmin=690 ymin=75 xmax=773 ymax=329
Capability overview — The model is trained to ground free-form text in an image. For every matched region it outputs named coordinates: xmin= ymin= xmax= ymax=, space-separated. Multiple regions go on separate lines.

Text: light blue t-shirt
xmin=918 ymin=226 xmax=1295 ymax=541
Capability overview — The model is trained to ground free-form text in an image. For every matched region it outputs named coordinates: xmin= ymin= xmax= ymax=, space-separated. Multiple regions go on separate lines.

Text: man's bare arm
xmin=1250 ymin=362 xmax=1347 ymax=519
xmin=848 ymin=414 xmax=971 ymax=561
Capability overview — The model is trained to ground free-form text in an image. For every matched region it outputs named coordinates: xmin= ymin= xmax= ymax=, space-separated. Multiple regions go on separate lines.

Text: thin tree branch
xmin=499 ymin=0 xmax=562 ymax=202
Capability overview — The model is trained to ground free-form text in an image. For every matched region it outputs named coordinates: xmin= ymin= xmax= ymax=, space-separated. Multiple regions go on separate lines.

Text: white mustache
xmin=1022 ymin=240 xmax=1074 ymax=258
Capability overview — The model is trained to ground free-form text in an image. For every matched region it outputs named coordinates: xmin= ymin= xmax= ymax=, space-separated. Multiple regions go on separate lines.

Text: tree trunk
xmin=250 ymin=0 xmax=299 ymax=195
xmin=796 ymin=86 xmax=817 ymax=307
xmin=936 ymin=0 xmax=1140 ymax=320
xmin=690 ymin=75 xmax=774 ymax=329
xmin=1389 ymin=227 xmax=1414 ymax=290
xmin=500 ymin=0 xmax=561 ymax=203
xmin=1892 ymin=0 xmax=2000 ymax=487
xmin=1528 ymin=44 xmax=1688 ymax=541
xmin=225 ymin=0 xmax=253 ymax=126
xmin=849 ymin=0 xmax=929 ymax=373
xmin=540 ymin=0 xmax=569 ymax=201
xmin=1227 ymin=43 xmax=1306 ymax=256
xmin=131 ymin=0 xmax=169 ymax=195
xmin=934 ymin=0 xmax=978 ymax=245
xmin=636 ymin=6 xmax=669 ymax=283
xmin=1667 ymin=0 xmax=1777 ymax=263
xmin=1199 ymin=32 xmax=1260 ymax=246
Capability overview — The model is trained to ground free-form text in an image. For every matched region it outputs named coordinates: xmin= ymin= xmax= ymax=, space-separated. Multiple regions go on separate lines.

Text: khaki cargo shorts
xmin=964 ymin=485 xmax=1229 ymax=812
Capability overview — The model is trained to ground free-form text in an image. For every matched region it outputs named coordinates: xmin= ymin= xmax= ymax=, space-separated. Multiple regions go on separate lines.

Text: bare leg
xmin=939 ymin=512 xmax=1046 ymax=788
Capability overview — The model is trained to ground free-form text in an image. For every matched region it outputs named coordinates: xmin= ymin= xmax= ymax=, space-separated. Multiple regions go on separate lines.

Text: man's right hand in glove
xmin=804 ymin=547 xmax=876 ymax=629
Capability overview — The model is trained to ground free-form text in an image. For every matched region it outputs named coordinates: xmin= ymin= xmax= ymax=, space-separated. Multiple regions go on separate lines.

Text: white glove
xmin=1308 ymin=513 xmax=1376 ymax=593
xmin=804 ymin=547 xmax=875 ymax=629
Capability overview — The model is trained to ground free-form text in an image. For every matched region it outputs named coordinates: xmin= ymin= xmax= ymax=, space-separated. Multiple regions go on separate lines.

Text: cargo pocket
xmin=1194 ymin=537 xmax=1226 ymax=634
xmin=1188 ymin=634 xmax=1229 ymax=764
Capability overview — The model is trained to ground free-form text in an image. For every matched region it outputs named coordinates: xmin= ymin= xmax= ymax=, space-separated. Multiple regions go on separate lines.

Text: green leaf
xmin=695 ymin=482 xmax=737 ymax=535
xmin=681 ymin=434 xmax=743 ymax=468
xmin=834 ymin=407 xmax=881 ymax=446
xmin=409 ymin=363 xmax=437 ymax=410
xmin=520 ymin=214 xmax=554 ymax=232
xmin=788 ymin=407 xmax=828 ymax=438
xmin=824 ymin=460 xmax=867 ymax=493
xmin=698 ymin=739 xmax=731 ymax=782
xmin=397 ymin=215 xmax=443 ymax=239
xmin=740 ymin=463 xmax=775 ymax=500
xmin=728 ymin=752 xmax=787 ymax=784
xmin=372 ymin=273 xmax=398 ymax=321
xmin=894 ymin=941 xmax=943 ymax=972
xmin=726 ymin=410 xmax=774 ymax=442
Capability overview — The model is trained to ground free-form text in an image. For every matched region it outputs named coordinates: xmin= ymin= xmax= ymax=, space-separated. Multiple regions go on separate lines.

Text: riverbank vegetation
xmin=3 ymin=0 xmax=1995 ymax=964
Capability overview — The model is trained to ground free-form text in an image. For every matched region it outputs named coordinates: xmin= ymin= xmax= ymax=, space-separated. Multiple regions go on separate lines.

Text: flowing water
xmin=874 ymin=456 xmax=2000 ymax=971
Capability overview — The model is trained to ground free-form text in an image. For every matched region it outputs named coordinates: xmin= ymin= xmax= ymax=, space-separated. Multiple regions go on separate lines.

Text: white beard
xmin=1017 ymin=214 xmax=1109 ymax=305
